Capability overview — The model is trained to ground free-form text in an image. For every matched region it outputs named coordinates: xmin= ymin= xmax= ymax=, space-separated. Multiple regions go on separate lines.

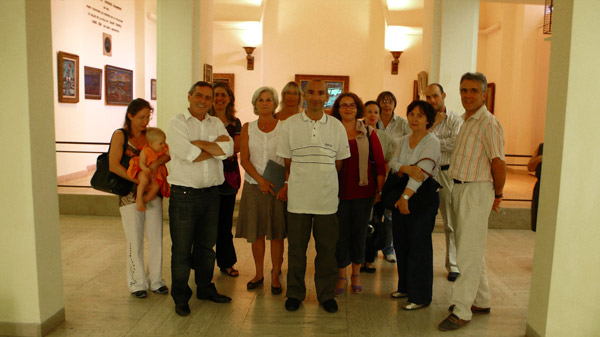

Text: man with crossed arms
xmin=425 ymin=83 xmax=463 ymax=282
xmin=438 ymin=72 xmax=506 ymax=331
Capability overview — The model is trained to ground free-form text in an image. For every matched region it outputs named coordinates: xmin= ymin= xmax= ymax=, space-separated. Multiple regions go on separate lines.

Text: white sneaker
xmin=384 ymin=254 xmax=396 ymax=263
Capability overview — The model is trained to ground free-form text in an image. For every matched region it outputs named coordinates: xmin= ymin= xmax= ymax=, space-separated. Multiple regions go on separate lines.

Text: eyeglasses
xmin=340 ymin=103 xmax=357 ymax=109
xmin=381 ymin=100 xmax=393 ymax=104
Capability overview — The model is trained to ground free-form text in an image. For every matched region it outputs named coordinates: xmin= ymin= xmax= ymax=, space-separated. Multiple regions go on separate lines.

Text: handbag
xmin=90 ymin=129 xmax=134 ymax=196
xmin=381 ymin=158 xmax=440 ymax=213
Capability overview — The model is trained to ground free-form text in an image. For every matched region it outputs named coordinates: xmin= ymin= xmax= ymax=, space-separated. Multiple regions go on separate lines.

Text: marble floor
xmin=48 ymin=215 xmax=535 ymax=337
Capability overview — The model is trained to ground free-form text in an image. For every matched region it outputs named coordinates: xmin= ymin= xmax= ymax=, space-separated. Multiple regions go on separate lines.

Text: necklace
xmin=258 ymin=119 xmax=275 ymax=131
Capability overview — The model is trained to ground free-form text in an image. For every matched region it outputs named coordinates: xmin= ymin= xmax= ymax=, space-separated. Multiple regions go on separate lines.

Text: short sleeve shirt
xmin=277 ymin=111 xmax=350 ymax=214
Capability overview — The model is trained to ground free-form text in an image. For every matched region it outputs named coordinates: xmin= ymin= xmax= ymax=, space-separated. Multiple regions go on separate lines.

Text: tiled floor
xmin=48 ymin=215 xmax=536 ymax=336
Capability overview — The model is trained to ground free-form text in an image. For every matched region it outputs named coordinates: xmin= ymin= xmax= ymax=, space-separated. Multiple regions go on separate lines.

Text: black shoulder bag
xmin=381 ymin=158 xmax=440 ymax=213
xmin=90 ymin=129 xmax=134 ymax=196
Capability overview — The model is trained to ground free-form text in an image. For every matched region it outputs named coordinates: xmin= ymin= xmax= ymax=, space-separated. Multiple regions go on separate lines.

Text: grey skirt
xmin=235 ymin=181 xmax=287 ymax=243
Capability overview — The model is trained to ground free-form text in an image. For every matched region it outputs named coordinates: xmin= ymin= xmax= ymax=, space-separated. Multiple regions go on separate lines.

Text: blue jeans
xmin=169 ymin=185 xmax=220 ymax=305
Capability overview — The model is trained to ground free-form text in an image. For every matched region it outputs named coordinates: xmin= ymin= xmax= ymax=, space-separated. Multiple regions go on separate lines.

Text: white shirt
xmin=430 ymin=109 xmax=463 ymax=166
xmin=277 ymin=111 xmax=350 ymax=215
xmin=377 ymin=114 xmax=411 ymax=152
xmin=167 ymin=110 xmax=234 ymax=188
xmin=245 ymin=120 xmax=284 ymax=185
xmin=389 ymin=132 xmax=440 ymax=192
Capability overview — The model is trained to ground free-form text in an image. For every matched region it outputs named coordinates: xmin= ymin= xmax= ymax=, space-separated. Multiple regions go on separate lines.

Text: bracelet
xmin=495 ymin=193 xmax=503 ymax=198
xmin=284 ymin=181 xmax=288 ymax=184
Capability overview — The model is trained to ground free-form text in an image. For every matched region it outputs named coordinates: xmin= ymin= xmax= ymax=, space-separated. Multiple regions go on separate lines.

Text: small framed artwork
xmin=103 ymin=33 xmax=112 ymax=56
xmin=105 ymin=65 xmax=133 ymax=106
xmin=151 ymin=79 xmax=157 ymax=100
xmin=204 ymin=64 xmax=213 ymax=83
xmin=57 ymin=51 xmax=79 ymax=103
xmin=486 ymin=82 xmax=496 ymax=114
xmin=84 ymin=66 xmax=102 ymax=100
xmin=294 ymin=74 xmax=350 ymax=112
xmin=213 ymin=73 xmax=235 ymax=92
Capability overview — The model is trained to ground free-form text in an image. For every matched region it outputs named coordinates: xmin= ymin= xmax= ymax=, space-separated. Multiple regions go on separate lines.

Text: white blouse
xmin=245 ymin=119 xmax=285 ymax=185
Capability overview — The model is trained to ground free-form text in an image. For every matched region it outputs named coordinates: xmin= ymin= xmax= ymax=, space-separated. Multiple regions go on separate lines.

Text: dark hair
xmin=460 ymin=72 xmax=487 ymax=92
xmin=210 ymin=82 xmax=236 ymax=122
xmin=124 ymin=98 xmax=153 ymax=135
xmin=429 ymin=83 xmax=444 ymax=94
xmin=376 ymin=91 xmax=397 ymax=109
xmin=188 ymin=81 xmax=213 ymax=96
xmin=331 ymin=92 xmax=365 ymax=121
xmin=364 ymin=100 xmax=381 ymax=112
xmin=406 ymin=100 xmax=436 ymax=129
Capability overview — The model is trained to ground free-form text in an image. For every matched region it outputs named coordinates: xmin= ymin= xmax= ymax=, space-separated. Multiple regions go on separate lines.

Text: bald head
xmin=425 ymin=83 xmax=446 ymax=113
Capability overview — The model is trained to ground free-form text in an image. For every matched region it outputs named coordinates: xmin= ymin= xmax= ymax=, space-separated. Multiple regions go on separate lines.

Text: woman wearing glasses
xmin=331 ymin=93 xmax=386 ymax=295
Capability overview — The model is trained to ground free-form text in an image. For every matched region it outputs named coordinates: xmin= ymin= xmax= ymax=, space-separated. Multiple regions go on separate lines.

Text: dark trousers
xmin=216 ymin=193 xmax=238 ymax=269
xmin=286 ymin=212 xmax=338 ymax=303
xmin=392 ymin=193 xmax=439 ymax=305
xmin=169 ymin=185 xmax=220 ymax=305
xmin=336 ymin=197 xmax=373 ymax=267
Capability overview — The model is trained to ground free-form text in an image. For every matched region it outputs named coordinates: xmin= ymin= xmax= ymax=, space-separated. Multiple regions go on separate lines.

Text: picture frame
xmin=151 ymin=79 xmax=157 ymax=100
xmin=294 ymin=74 xmax=350 ymax=111
xmin=204 ymin=64 xmax=213 ymax=83
xmin=486 ymin=82 xmax=496 ymax=114
xmin=84 ymin=66 xmax=102 ymax=100
xmin=57 ymin=51 xmax=79 ymax=103
xmin=213 ymin=73 xmax=235 ymax=92
xmin=105 ymin=65 xmax=133 ymax=106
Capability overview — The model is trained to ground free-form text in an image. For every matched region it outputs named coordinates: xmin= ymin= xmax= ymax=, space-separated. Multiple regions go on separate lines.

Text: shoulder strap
xmin=412 ymin=157 xmax=436 ymax=178
xmin=120 ymin=128 xmax=129 ymax=153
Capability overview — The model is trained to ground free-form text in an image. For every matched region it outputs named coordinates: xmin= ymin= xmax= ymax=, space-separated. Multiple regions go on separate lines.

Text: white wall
xmin=52 ymin=0 xmax=157 ymax=177
xmin=477 ymin=3 xmax=550 ymax=158
xmin=213 ymin=0 xmax=423 ymax=126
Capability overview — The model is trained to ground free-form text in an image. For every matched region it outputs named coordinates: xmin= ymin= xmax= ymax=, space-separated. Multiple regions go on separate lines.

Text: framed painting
xmin=150 ymin=79 xmax=157 ymax=100
xmin=294 ymin=74 xmax=349 ymax=111
xmin=213 ymin=73 xmax=235 ymax=92
xmin=486 ymin=82 xmax=496 ymax=114
xmin=84 ymin=66 xmax=102 ymax=100
xmin=105 ymin=65 xmax=133 ymax=106
xmin=204 ymin=64 xmax=213 ymax=83
xmin=57 ymin=51 xmax=79 ymax=103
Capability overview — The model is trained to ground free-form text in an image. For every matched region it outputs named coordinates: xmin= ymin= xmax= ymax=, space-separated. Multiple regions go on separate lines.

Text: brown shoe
xmin=448 ymin=304 xmax=491 ymax=314
xmin=438 ymin=314 xmax=469 ymax=331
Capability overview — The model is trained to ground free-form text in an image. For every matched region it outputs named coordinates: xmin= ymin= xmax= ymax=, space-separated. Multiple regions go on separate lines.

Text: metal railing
xmin=56 ymin=141 xmax=108 ymax=188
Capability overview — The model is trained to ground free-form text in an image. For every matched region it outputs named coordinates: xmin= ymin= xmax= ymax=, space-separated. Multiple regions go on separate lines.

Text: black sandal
xmin=220 ymin=267 xmax=239 ymax=277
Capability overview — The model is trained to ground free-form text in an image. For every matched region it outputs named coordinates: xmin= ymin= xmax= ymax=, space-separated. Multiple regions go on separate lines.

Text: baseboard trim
xmin=0 ymin=307 xmax=65 ymax=337
xmin=525 ymin=322 xmax=542 ymax=337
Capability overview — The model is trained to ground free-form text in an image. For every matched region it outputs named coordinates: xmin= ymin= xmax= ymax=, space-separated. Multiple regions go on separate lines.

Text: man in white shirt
xmin=277 ymin=79 xmax=350 ymax=313
xmin=167 ymin=81 xmax=234 ymax=317
xmin=425 ymin=83 xmax=463 ymax=282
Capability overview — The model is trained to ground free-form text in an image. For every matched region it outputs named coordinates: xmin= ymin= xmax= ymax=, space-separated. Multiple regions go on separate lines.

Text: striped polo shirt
xmin=277 ymin=111 xmax=350 ymax=214
xmin=449 ymin=105 xmax=504 ymax=182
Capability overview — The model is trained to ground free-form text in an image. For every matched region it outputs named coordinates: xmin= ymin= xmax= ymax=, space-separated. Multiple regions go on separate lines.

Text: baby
xmin=127 ymin=127 xmax=170 ymax=211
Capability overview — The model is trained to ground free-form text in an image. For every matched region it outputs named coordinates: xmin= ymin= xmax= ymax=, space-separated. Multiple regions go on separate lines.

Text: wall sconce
xmin=243 ymin=46 xmax=256 ymax=70
xmin=390 ymin=51 xmax=403 ymax=75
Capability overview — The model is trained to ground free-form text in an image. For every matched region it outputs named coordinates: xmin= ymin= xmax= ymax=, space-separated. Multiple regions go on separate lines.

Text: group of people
xmin=106 ymin=71 xmax=506 ymax=332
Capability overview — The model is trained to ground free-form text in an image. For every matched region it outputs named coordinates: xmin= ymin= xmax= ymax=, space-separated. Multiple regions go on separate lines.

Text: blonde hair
xmin=146 ymin=127 xmax=166 ymax=144
xmin=279 ymin=81 xmax=303 ymax=112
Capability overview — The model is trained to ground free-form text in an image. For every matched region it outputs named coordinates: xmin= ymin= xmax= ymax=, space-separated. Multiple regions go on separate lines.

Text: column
xmin=156 ymin=0 xmax=213 ymax=128
xmin=527 ymin=1 xmax=600 ymax=336
xmin=0 ymin=0 xmax=64 ymax=336
xmin=423 ymin=0 xmax=479 ymax=112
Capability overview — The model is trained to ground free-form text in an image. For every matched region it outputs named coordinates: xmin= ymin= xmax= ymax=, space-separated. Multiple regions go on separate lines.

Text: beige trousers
xmin=449 ymin=181 xmax=494 ymax=321
xmin=437 ymin=169 xmax=459 ymax=274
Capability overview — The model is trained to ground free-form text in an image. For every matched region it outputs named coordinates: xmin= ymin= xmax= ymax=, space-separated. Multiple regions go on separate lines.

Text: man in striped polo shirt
xmin=438 ymin=72 xmax=506 ymax=331
xmin=277 ymin=79 xmax=350 ymax=314
xmin=426 ymin=83 xmax=463 ymax=283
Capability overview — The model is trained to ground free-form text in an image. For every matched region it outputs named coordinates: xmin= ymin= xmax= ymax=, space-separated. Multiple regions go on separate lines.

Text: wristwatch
xmin=402 ymin=194 xmax=410 ymax=200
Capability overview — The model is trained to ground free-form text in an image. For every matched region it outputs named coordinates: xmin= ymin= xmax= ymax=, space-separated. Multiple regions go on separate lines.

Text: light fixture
xmin=390 ymin=51 xmax=403 ymax=75
xmin=243 ymin=46 xmax=256 ymax=70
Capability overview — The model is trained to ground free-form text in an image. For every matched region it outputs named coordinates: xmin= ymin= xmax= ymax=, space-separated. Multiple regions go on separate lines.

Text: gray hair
xmin=460 ymin=72 xmax=488 ymax=92
xmin=251 ymin=86 xmax=279 ymax=115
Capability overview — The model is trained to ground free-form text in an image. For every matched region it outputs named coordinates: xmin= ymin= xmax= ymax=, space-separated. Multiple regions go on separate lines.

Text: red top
xmin=338 ymin=131 xmax=386 ymax=200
